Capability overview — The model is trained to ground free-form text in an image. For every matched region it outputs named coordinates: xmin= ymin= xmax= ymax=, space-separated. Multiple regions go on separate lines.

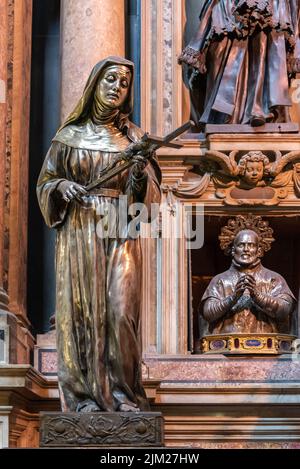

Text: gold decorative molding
xmin=202 ymin=333 xmax=297 ymax=355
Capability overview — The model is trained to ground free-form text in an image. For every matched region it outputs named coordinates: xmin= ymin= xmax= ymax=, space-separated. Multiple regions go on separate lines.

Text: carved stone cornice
xmin=158 ymin=148 xmax=300 ymax=207
xmin=0 ymin=365 xmax=58 ymax=400
xmin=208 ymin=133 xmax=300 ymax=152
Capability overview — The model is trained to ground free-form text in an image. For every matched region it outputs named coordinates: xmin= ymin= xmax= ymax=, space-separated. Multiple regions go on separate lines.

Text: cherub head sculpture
xmin=238 ymin=151 xmax=270 ymax=186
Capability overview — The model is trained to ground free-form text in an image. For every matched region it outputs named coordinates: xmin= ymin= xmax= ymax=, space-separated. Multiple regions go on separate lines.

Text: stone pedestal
xmin=40 ymin=412 xmax=164 ymax=447
xmin=3 ymin=357 xmax=300 ymax=448
xmin=144 ymin=355 xmax=300 ymax=448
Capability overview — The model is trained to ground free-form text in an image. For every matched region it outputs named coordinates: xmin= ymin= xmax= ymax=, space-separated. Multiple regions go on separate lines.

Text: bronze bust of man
xmin=201 ymin=216 xmax=295 ymax=336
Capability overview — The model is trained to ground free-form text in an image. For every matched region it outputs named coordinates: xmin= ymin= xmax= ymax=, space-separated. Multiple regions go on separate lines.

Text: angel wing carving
xmin=203 ymin=150 xmax=240 ymax=176
xmin=269 ymin=151 xmax=300 ymax=176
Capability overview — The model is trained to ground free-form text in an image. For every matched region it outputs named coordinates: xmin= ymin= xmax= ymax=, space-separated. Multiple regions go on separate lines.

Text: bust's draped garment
xmin=179 ymin=0 xmax=300 ymax=125
xmin=37 ymin=120 xmax=161 ymax=412
xmin=201 ymin=262 xmax=295 ymax=334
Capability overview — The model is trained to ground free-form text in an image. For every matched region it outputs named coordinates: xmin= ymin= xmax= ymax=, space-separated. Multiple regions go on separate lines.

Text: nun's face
xmin=96 ymin=65 xmax=131 ymax=109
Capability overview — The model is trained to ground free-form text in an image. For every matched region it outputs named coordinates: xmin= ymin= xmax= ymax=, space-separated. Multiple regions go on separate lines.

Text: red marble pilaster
xmin=6 ymin=0 xmax=32 ymax=329
xmin=0 ymin=0 xmax=9 ymax=310
xmin=0 ymin=0 xmax=34 ymax=364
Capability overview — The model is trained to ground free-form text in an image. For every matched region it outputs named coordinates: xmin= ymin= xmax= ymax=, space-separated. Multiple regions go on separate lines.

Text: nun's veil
xmin=57 ymin=56 xmax=135 ymax=133
xmin=53 ymin=56 xmax=162 ymax=184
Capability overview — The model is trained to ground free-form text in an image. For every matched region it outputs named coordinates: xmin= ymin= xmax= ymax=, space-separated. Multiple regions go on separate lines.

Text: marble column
xmin=60 ymin=0 xmax=125 ymax=121
xmin=0 ymin=0 xmax=9 ymax=310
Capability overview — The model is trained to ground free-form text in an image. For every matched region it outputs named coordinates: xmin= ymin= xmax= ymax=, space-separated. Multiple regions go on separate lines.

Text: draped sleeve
xmin=123 ymin=122 xmax=162 ymax=213
xmin=123 ymin=156 xmax=162 ymax=219
xmin=178 ymin=0 xmax=217 ymax=72
xmin=294 ymin=0 xmax=300 ymax=58
xmin=36 ymin=141 xmax=71 ymax=229
xmin=142 ymin=159 xmax=162 ymax=208
xmin=285 ymin=0 xmax=300 ymax=74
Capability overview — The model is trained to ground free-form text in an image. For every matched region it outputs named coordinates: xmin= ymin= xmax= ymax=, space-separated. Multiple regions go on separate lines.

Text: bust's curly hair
xmin=219 ymin=214 xmax=274 ymax=256
xmin=238 ymin=151 xmax=270 ymax=176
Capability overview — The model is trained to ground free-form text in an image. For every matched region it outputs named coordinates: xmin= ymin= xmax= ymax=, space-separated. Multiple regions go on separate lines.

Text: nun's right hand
xmin=57 ymin=180 xmax=87 ymax=202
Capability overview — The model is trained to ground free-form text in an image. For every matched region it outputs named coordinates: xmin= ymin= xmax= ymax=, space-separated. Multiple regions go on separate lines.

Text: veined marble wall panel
xmin=159 ymin=197 xmax=188 ymax=354
xmin=141 ymin=229 xmax=159 ymax=354
xmin=141 ymin=1 xmax=190 ymax=355
xmin=141 ymin=0 xmax=189 ymax=136
xmin=0 ymin=322 xmax=9 ymax=364
xmin=0 ymin=410 xmax=10 ymax=448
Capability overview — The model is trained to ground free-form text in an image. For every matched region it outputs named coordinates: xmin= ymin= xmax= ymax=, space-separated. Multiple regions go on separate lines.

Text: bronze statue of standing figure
xmin=179 ymin=0 xmax=300 ymax=128
xmin=37 ymin=57 xmax=161 ymax=413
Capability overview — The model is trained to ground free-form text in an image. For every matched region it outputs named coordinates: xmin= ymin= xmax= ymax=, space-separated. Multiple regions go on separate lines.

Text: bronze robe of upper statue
xmin=201 ymin=262 xmax=295 ymax=334
xmin=179 ymin=0 xmax=300 ymax=125
xmin=37 ymin=57 xmax=161 ymax=412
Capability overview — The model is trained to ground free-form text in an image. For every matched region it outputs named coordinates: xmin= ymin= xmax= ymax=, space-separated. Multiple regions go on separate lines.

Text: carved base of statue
xmin=39 ymin=412 xmax=164 ymax=448
xmin=201 ymin=333 xmax=296 ymax=355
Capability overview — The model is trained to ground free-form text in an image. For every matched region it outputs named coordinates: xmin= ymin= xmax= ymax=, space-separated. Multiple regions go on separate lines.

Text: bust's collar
xmin=231 ymin=258 xmax=262 ymax=273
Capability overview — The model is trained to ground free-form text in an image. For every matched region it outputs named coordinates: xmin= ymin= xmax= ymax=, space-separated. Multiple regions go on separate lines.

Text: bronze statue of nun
xmin=37 ymin=57 xmax=161 ymax=413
